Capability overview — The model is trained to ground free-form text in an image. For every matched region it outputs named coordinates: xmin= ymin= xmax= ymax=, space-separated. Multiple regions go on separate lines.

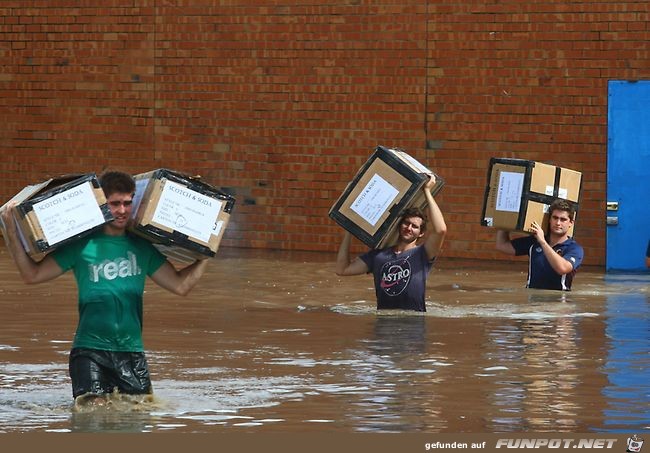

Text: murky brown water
xmin=0 ymin=246 xmax=648 ymax=433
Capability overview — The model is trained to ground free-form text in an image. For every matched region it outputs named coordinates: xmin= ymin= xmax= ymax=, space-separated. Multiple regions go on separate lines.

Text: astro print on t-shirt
xmin=360 ymin=245 xmax=434 ymax=312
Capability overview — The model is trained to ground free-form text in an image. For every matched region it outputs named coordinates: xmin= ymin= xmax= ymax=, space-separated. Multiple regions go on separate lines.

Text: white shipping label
xmin=33 ymin=181 xmax=106 ymax=246
xmin=152 ymin=180 xmax=223 ymax=243
xmin=545 ymin=186 xmax=568 ymax=199
xmin=350 ymin=174 xmax=400 ymax=226
xmin=496 ymin=171 xmax=524 ymax=212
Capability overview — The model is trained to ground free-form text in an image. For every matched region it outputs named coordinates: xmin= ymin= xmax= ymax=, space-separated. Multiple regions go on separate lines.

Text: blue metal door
xmin=607 ymin=81 xmax=650 ymax=271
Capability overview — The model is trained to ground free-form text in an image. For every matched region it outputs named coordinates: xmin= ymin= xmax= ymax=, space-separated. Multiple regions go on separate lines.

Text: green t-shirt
xmin=52 ymin=231 xmax=167 ymax=352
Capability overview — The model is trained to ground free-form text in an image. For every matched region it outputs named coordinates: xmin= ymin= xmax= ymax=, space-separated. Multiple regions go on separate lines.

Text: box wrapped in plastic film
xmin=130 ymin=168 xmax=236 ymax=264
xmin=481 ymin=158 xmax=581 ymax=236
xmin=329 ymin=146 xmax=444 ymax=249
xmin=0 ymin=174 xmax=113 ymax=261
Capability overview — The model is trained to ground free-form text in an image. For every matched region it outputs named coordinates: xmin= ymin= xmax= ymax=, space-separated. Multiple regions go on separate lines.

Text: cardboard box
xmin=130 ymin=168 xmax=236 ymax=264
xmin=0 ymin=174 xmax=113 ymax=261
xmin=480 ymin=158 xmax=582 ymax=235
xmin=329 ymin=145 xmax=445 ymax=249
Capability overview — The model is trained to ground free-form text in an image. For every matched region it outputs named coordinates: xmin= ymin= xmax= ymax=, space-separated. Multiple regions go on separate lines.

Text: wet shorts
xmin=69 ymin=348 xmax=153 ymax=399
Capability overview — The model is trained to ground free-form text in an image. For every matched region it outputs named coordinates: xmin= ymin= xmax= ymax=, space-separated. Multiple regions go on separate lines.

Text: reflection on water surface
xmin=0 ymin=248 xmax=648 ymax=433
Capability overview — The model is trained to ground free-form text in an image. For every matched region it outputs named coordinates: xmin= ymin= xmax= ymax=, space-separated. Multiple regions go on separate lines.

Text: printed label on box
xmin=544 ymin=185 xmax=568 ymax=200
xmin=496 ymin=171 xmax=524 ymax=212
xmin=33 ymin=182 xmax=106 ymax=246
xmin=152 ymin=180 xmax=222 ymax=243
xmin=350 ymin=173 xmax=399 ymax=226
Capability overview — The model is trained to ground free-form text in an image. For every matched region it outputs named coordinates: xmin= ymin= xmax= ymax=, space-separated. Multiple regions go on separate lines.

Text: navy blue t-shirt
xmin=360 ymin=245 xmax=434 ymax=312
xmin=511 ymin=235 xmax=584 ymax=291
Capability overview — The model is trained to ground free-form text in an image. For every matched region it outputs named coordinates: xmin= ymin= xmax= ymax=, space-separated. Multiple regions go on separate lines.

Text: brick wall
xmin=1 ymin=1 xmax=649 ymax=266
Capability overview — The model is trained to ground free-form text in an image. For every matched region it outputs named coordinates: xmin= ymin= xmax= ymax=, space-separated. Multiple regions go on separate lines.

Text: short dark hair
xmin=399 ymin=207 xmax=427 ymax=233
xmin=99 ymin=171 xmax=135 ymax=197
xmin=549 ymin=199 xmax=576 ymax=221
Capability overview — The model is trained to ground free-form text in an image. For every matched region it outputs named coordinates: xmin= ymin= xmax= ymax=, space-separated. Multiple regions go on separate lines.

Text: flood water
xmin=0 ymin=246 xmax=648 ymax=434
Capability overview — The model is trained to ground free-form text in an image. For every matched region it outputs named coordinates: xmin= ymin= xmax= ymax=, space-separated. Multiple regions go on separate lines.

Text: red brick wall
xmin=2 ymin=1 xmax=649 ymax=266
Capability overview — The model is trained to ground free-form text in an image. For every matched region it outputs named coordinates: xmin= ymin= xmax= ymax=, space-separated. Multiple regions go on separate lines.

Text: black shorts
xmin=69 ymin=348 xmax=153 ymax=399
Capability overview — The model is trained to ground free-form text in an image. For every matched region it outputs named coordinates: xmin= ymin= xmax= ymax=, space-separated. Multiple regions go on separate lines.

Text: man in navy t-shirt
xmin=336 ymin=176 xmax=447 ymax=312
xmin=496 ymin=199 xmax=584 ymax=291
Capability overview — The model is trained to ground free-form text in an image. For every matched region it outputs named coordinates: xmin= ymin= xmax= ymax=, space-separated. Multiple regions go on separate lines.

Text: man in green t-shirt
xmin=1 ymin=171 xmax=210 ymax=405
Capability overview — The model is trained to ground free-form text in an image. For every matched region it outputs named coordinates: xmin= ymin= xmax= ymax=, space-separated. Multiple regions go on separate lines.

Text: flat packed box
xmin=480 ymin=158 xmax=581 ymax=235
xmin=329 ymin=145 xmax=445 ymax=249
xmin=130 ymin=168 xmax=236 ymax=264
xmin=0 ymin=174 xmax=113 ymax=261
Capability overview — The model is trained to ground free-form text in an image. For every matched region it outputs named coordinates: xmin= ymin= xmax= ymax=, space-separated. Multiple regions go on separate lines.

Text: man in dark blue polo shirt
xmin=496 ymin=199 xmax=584 ymax=291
